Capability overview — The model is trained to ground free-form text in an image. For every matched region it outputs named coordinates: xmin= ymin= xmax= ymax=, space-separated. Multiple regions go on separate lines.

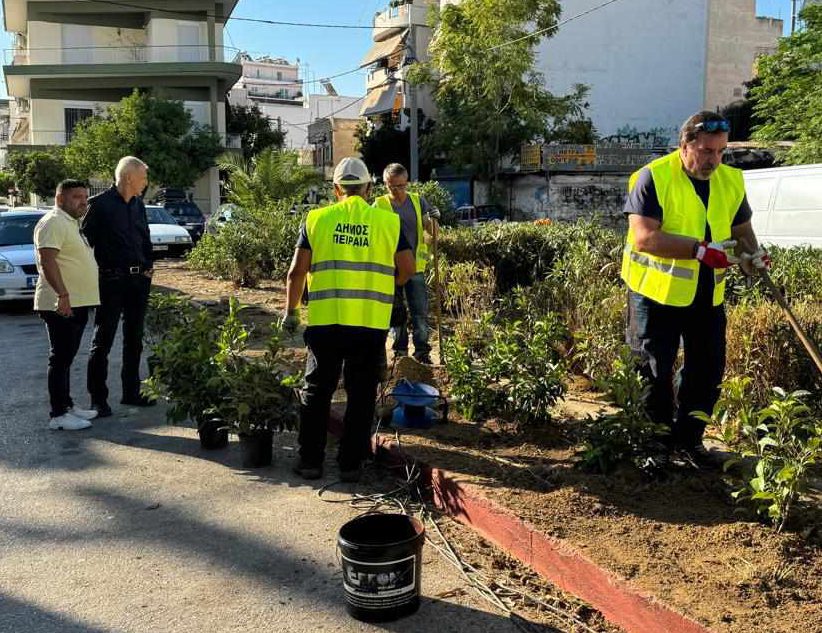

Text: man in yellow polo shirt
xmin=622 ymin=111 xmax=769 ymax=467
xmin=282 ymin=157 xmax=415 ymax=482
xmin=34 ymin=180 xmax=101 ymax=431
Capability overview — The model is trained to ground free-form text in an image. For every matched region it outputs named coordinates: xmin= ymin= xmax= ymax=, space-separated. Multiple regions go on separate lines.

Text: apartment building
xmin=2 ymin=0 xmax=243 ymax=213
xmin=360 ymin=0 xmax=436 ymax=128
xmin=227 ymin=54 xmax=362 ymax=159
xmin=307 ymin=116 xmax=360 ymax=182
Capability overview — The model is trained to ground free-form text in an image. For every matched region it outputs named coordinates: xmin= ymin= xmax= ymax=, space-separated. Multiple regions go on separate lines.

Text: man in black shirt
xmin=82 ymin=156 xmax=155 ymax=416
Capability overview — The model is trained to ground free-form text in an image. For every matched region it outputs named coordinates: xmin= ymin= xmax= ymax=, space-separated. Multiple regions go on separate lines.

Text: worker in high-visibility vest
xmin=621 ymin=111 xmax=769 ymax=467
xmin=373 ymin=163 xmax=441 ymax=365
xmin=282 ymin=157 xmax=415 ymax=482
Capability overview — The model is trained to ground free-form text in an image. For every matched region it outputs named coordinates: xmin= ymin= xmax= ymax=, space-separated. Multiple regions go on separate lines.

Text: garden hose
xmin=759 ymin=268 xmax=822 ymax=378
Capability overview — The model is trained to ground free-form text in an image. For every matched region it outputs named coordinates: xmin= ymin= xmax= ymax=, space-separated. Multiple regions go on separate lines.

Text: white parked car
xmin=0 ymin=208 xmax=45 ymax=301
xmin=743 ymin=164 xmax=822 ymax=248
xmin=146 ymin=205 xmax=193 ymax=258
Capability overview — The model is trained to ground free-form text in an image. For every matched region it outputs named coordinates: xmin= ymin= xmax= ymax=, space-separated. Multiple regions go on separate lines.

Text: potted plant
xmin=142 ymin=302 xmax=231 ymax=450
xmin=144 ymin=291 xmax=195 ymax=377
xmin=215 ymin=323 xmax=300 ymax=468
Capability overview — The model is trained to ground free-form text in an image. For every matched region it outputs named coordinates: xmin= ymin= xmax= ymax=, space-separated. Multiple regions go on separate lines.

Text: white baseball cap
xmin=333 ymin=157 xmax=371 ymax=185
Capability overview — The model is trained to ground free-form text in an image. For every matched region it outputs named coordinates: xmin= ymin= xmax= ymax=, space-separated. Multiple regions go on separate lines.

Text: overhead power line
xmin=83 ymin=0 xmax=374 ymax=29
xmin=487 ymin=0 xmax=626 ymax=51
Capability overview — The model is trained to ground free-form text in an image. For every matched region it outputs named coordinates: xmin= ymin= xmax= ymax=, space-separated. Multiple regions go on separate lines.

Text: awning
xmin=360 ymin=81 xmax=401 ymax=117
xmin=359 ymin=30 xmax=408 ymax=67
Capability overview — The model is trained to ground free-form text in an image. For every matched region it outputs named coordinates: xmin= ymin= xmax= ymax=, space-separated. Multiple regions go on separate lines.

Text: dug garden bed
xmin=381 ymin=392 xmax=822 ymax=633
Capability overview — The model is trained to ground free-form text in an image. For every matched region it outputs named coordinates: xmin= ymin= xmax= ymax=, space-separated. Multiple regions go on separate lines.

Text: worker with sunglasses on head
xmin=621 ymin=111 xmax=769 ymax=468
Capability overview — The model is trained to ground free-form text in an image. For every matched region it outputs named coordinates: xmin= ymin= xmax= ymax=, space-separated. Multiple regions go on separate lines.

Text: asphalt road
xmin=0 ymin=301 xmax=522 ymax=633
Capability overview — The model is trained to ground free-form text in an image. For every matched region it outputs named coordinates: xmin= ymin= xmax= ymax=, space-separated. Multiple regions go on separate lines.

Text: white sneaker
xmin=48 ymin=413 xmax=93 ymax=431
xmin=68 ymin=406 xmax=98 ymax=421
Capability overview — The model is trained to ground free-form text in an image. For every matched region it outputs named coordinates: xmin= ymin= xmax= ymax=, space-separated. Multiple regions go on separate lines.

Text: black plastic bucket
xmin=198 ymin=419 xmax=229 ymax=450
xmin=338 ymin=513 xmax=425 ymax=622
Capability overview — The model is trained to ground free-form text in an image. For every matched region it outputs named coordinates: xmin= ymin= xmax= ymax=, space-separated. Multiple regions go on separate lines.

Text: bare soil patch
xmin=151 ymin=260 xmax=822 ymax=633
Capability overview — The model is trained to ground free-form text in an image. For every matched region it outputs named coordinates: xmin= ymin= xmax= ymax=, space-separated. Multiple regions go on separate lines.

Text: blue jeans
xmin=391 ymin=273 xmax=431 ymax=358
xmin=626 ymin=291 xmax=726 ymax=448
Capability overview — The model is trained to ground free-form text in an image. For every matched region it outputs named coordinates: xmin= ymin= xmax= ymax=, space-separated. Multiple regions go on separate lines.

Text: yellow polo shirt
xmin=33 ymin=208 xmax=100 ymax=311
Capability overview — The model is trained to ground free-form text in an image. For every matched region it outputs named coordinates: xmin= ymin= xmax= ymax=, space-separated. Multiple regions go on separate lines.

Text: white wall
xmin=536 ymin=0 xmax=709 ymax=143
xmin=254 ymin=95 xmax=362 ymax=150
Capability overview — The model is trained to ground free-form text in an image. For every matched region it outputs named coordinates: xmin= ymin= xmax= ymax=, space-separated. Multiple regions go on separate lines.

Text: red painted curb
xmin=327 ymin=407 xmax=711 ymax=632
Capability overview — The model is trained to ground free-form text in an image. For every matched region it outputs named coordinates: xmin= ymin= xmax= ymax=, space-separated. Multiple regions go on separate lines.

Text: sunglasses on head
xmin=694 ymin=119 xmax=730 ymax=133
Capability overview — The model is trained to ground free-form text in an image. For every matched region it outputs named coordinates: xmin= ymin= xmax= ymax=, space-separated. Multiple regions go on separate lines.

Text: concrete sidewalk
xmin=0 ymin=303 xmax=522 ymax=633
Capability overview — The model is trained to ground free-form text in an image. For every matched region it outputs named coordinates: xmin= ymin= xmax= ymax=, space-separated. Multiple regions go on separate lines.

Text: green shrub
xmin=725 ymin=245 xmax=822 ymax=304
xmin=188 ymin=201 xmax=300 ymax=287
xmin=444 ymin=310 xmax=568 ymax=428
xmin=697 ymin=386 xmax=822 ymax=531
xmin=579 ymin=347 xmax=670 ymax=474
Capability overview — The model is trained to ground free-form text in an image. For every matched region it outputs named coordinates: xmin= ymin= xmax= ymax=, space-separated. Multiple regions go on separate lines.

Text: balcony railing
xmin=373 ymin=2 xmax=429 ymax=36
xmin=4 ymin=45 xmax=241 ymax=66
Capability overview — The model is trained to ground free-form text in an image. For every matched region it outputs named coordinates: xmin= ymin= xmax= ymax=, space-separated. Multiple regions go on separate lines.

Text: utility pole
xmin=791 ymin=0 xmax=802 ymax=34
xmin=407 ymin=5 xmax=419 ymax=182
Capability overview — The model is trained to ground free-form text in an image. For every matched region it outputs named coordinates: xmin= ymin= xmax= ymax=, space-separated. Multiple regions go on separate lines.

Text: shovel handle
xmin=759 ymin=268 xmax=822 ymax=378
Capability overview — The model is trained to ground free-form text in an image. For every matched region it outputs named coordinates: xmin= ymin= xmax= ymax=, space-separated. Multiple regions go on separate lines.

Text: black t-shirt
xmin=623 ymin=168 xmax=753 ymax=305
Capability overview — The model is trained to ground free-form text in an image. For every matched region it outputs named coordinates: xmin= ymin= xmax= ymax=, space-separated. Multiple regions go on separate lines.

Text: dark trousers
xmin=41 ymin=308 xmax=90 ymax=418
xmin=88 ymin=273 xmax=151 ymax=405
xmin=626 ymin=291 xmax=727 ymax=448
xmin=298 ymin=325 xmax=387 ymax=470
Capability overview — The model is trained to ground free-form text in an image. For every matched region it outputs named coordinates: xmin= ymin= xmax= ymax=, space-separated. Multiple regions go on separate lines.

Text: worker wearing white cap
xmin=283 ymin=157 xmax=415 ymax=482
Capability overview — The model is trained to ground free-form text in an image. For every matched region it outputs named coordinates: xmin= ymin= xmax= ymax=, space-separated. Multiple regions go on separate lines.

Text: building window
xmin=65 ymin=107 xmax=93 ymax=143
xmin=277 ymin=71 xmax=283 ymax=80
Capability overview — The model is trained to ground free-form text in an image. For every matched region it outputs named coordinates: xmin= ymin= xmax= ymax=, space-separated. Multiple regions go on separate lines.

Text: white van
xmin=743 ymin=164 xmax=822 ymax=248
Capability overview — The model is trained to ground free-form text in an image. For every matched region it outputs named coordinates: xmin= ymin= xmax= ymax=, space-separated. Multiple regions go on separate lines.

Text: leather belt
xmin=100 ymin=266 xmax=145 ymax=275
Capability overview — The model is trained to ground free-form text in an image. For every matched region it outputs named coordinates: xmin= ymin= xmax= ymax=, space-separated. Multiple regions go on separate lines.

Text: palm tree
xmin=218 ymin=148 xmax=322 ymax=211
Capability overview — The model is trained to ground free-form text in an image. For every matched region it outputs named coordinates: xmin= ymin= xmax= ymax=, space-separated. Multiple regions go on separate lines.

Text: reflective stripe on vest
xmin=305 ymin=196 xmax=400 ymax=329
xmin=374 ymin=192 xmax=429 ymax=273
xmin=620 ymin=151 xmax=744 ymax=307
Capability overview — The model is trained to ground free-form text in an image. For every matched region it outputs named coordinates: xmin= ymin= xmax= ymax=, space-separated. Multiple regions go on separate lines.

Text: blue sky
xmin=0 ymin=0 xmax=795 ymax=99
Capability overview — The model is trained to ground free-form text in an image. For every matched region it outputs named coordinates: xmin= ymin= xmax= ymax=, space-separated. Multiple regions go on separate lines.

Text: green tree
xmin=226 ymin=103 xmax=286 ymax=160
xmin=751 ymin=4 xmax=822 ymax=164
xmin=408 ymin=0 xmax=584 ymax=196
xmin=64 ymin=90 xmax=222 ymax=186
xmin=0 ymin=170 xmax=16 ymax=197
xmin=217 ymin=148 xmax=322 ymax=209
xmin=355 ymin=113 xmax=435 ymax=181
xmin=7 ymin=150 xmax=69 ymax=200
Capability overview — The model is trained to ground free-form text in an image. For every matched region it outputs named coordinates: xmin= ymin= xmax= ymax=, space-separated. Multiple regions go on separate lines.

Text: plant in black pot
xmin=142 ymin=302 xmax=233 ymax=450
xmin=215 ymin=320 xmax=300 ymax=469
xmin=144 ymin=292 xmax=196 ymax=377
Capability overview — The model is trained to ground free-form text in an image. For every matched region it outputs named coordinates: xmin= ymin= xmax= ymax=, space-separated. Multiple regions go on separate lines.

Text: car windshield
xmin=145 ymin=206 xmax=179 ymax=225
xmin=0 ymin=216 xmax=40 ymax=246
xmin=165 ymin=203 xmax=203 ymax=220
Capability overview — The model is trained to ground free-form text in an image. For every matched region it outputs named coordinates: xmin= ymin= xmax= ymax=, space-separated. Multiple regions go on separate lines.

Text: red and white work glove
xmin=740 ymin=248 xmax=771 ymax=276
xmin=695 ymin=240 xmax=740 ymax=269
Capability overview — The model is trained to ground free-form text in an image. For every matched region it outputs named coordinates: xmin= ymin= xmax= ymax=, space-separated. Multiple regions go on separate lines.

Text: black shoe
xmin=92 ymin=402 xmax=113 ymax=418
xmin=678 ymin=444 xmax=722 ymax=470
xmin=120 ymin=395 xmax=156 ymax=407
xmin=293 ymin=462 xmax=323 ymax=480
xmin=414 ymin=353 xmax=433 ymax=365
xmin=339 ymin=466 xmax=362 ymax=483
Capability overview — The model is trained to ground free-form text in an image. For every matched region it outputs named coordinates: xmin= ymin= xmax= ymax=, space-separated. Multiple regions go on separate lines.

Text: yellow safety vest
xmin=305 ymin=196 xmax=400 ymax=330
xmin=621 ymin=151 xmax=744 ymax=307
xmin=374 ymin=192 xmax=429 ymax=273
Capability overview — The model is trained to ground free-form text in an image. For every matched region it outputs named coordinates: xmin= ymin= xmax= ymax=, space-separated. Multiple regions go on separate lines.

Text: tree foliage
xmin=7 ymin=150 xmax=69 ymax=199
xmin=217 ymin=148 xmax=322 ymax=209
xmin=751 ymin=5 xmax=822 ymax=164
xmin=226 ymin=103 xmax=286 ymax=160
xmin=409 ymin=0 xmax=586 ymax=187
xmin=354 ymin=114 xmax=434 ymax=181
xmin=64 ymin=90 xmax=222 ymax=187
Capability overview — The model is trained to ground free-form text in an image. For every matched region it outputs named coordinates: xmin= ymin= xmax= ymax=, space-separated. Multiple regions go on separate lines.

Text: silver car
xmin=0 ymin=209 xmax=45 ymax=301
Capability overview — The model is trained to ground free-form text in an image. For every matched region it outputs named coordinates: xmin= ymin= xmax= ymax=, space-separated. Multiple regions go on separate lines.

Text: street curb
xmin=327 ymin=408 xmax=709 ymax=632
